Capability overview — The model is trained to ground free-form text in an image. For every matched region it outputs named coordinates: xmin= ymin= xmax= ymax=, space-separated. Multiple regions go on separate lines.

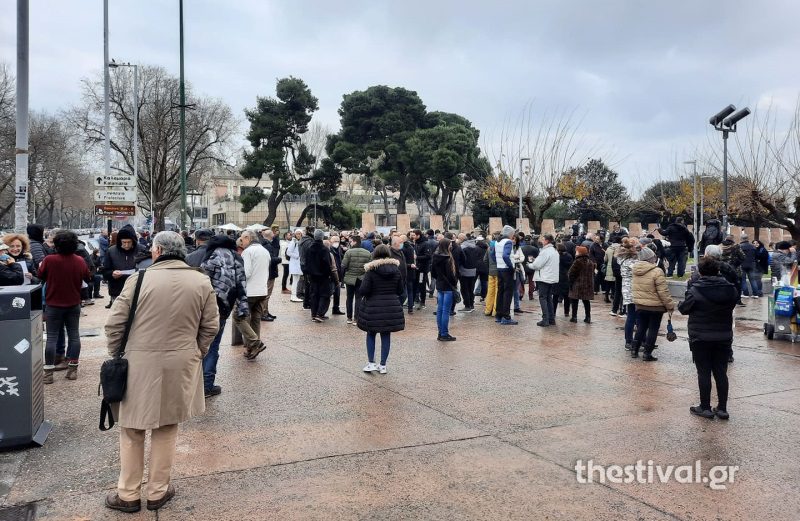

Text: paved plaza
xmin=1 ymin=294 xmax=799 ymax=520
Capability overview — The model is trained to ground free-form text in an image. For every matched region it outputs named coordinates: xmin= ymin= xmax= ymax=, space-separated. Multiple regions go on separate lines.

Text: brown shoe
xmin=43 ymin=369 xmax=54 ymax=385
xmin=147 ymin=484 xmax=175 ymax=511
xmin=53 ymin=356 xmax=68 ymax=371
xmin=105 ymin=492 xmax=141 ymax=513
xmin=281 ymin=289 xmax=291 ymax=294
xmin=65 ymin=364 xmax=78 ymax=380
xmin=246 ymin=341 xmax=267 ymax=360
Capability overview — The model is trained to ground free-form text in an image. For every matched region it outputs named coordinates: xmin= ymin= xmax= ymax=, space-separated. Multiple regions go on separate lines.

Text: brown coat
xmin=631 ymin=261 xmax=675 ymax=312
xmin=568 ymin=254 xmax=595 ymax=301
xmin=105 ymin=259 xmax=220 ymax=430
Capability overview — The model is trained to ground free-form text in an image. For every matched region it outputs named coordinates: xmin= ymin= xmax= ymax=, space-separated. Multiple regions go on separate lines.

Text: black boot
xmin=642 ymin=345 xmax=658 ymax=361
xmin=583 ymin=312 xmax=591 ymax=324
xmin=630 ymin=343 xmax=640 ymax=358
xmin=570 ymin=309 xmax=578 ymax=323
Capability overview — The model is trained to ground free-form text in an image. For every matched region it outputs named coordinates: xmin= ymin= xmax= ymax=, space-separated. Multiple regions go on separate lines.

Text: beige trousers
xmin=263 ymin=278 xmax=276 ymax=316
xmin=118 ymin=424 xmax=178 ymax=501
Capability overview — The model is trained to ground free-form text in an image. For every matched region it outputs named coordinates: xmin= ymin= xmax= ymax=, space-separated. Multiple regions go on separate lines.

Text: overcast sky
xmin=2 ymin=0 xmax=799 ymax=190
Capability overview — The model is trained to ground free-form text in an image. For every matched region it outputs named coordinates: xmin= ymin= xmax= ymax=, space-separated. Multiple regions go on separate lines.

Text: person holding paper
xmin=103 ymin=225 xmax=143 ymax=309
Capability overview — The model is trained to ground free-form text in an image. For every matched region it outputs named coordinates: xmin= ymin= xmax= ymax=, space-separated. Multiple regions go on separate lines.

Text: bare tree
xmin=483 ymin=104 xmax=602 ymax=230
xmin=71 ymin=65 xmax=237 ymax=231
xmin=0 ymin=63 xmax=15 ymax=224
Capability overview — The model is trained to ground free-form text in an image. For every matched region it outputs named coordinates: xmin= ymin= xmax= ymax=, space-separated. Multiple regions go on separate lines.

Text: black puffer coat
xmin=678 ymin=275 xmax=739 ymax=345
xmin=103 ymin=225 xmax=142 ymax=297
xmin=557 ymin=251 xmax=574 ymax=297
xmin=357 ymin=258 xmax=405 ymax=333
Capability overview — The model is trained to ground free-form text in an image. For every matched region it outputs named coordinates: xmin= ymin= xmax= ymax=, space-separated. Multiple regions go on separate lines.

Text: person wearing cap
xmin=770 ymin=241 xmax=795 ymax=282
xmin=494 ymin=225 xmax=518 ymax=325
xmin=0 ymin=242 xmax=25 ymax=286
xmin=631 ymin=245 xmax=674 ymax=361
xmin=185 ymin=228 xmax=213 ymax=267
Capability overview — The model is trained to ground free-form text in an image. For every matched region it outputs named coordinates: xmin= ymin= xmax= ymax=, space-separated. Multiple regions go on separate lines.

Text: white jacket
xmin=527 ymin=243 xmax=559 ymax=284
xmin=241 ymin=243 xmax=270 ymax=297
xmin=286 ymin=239 xmax=302 ymax=275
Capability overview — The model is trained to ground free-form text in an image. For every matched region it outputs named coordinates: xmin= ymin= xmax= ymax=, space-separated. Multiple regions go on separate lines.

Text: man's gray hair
xmin=240 ymin=230 xmax=259 ymax=243
xmin=153 ymin=231 xmax=187 ymax=258
xmin=704 ymin=244 xmax=722 ymax=258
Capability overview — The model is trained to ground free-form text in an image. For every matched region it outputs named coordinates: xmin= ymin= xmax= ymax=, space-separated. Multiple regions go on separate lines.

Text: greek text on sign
xmin=95 ymin=175 xmax=136 ymax=188
xmin=94 ymin=189 xmax=137 ymax=202
xmin=96 ymin=204 xmax=136 ymax=216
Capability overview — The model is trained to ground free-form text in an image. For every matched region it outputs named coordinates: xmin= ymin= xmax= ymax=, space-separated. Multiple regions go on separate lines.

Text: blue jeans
xmin=741 ymin=268 xmax=762 ymax=297
xmin=406 ymin=279 xmax=415 ymax=311
xmin=366 ymin=331 xmax=391 ymax=365
xmin=437 ymin=290 xmax=454 ymax=336
xmin=203 ymin=314 xmax=228 ymax=391
xmin=624 ymin=303 xmax=638 ymax=344
xmin=513 ymin=272 xmax=523 ymax=309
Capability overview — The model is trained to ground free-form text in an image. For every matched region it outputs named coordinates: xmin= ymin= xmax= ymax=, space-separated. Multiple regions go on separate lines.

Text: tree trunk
xmin=263 ymin=191 xmax=281 ymax=227
xmin=154 ymin=205 xmax=167 ymax=232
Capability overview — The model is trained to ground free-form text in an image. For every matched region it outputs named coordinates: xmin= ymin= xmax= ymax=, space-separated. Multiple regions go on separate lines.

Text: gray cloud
xmin=2 ymin=0 xmax=798 ymax=188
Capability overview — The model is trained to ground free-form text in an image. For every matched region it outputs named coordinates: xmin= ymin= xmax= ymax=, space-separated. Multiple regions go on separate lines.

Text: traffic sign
xmin=94 ymin=189 xmax=137 ymax=202
xmin=95 ymin=204 xmax=136 ymax=216
xmin=95 ymin=174 xmax=136 ymax=188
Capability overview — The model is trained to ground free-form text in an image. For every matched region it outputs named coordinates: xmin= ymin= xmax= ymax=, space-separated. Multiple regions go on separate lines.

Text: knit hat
xmin=314 ymin=229 xmax=325 ymax=241
xmin=576 ymin=245 xmax=589 ymax=256
xmin=638 ymin=247 xmax=656 ymax=262
xmin=502 ymin=225 xmax=515 ymax=238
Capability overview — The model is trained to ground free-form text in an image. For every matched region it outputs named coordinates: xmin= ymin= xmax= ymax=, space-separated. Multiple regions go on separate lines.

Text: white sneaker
xmin=753 ymin=295 xmax=760 ymax=299
xmin=609 ymin=311 xmax=618 ymax=316
xmin=363 ymin=362 xmax=378 ymax=372
xmin=290 ymin=297 xmax=303 ymax=302
xmin=378 ymin=365 xmax=387 ymax=374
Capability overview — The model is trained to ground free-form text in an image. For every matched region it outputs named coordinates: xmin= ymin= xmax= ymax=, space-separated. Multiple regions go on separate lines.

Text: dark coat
xmin=589 ymin=242 xmax=605 ymax=267
xmin=261 ymin=238 xmax=282 ymax=280
xmin=557 ymin=251 xmax=573 ymax=297
xmin=415 ymin=238 xmax=434 ymax=272
xmin=103 ymin=225 xmax=141 ymax=297
xmin=357 ymin=258 xmax=405 ymax=333
xmin=401 ymin=241 xmax=416 ymax=279
xmin=390 ymin=247 xmax=408 ymax=288
xmin=185 ymin=244 xmax=208 ymax=267
xmin=739 ymin=241 xmax=756 ymax=270
xmin=562 ymin=239 xmax=576 ymax=258
xmin=698 ymin=220 xmax=724 ymax=252
xmin=678 ymin=275 xmax=738 ymax=346
xmin=475 ymin=241 xmax=489 ymax=276
xmin=305 ymin=240 xmax=332 ymax=280
xmin=0 ymin=261 xmax=24 ymax=286
xmin=451 ymin=242 xmax=465 ymax=273
xmin=658 ymin=222 xmax=694 ymax=249
xmin=431 ymin=253 xmax=458 ymax=292
xmin=568 ymin=254 xmax=595 ymax=301
xmin=754 ymin=245 xmax=769 ymax=273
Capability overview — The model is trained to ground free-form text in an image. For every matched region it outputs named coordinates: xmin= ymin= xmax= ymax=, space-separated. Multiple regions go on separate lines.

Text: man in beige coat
xmin=104 ymin=231 xmax=219 ymax=513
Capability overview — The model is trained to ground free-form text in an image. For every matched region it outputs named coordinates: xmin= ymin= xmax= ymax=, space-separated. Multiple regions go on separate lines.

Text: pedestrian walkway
xmin=1 ymin=295 xmax=798 ymax=520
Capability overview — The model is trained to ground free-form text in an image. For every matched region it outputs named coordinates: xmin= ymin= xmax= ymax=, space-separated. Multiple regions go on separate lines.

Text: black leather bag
xmin=99 ymin=271 xmax=145 ymax=431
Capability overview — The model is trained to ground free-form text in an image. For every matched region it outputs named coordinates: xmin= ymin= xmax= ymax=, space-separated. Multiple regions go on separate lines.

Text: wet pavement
xmin=1 ymin=290 xmax=799 ymax=520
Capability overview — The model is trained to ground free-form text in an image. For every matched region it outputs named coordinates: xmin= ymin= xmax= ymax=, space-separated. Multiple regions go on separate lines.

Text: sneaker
xmin=290 ymin=297 xmax=303 ymax=302
xmin=332 ymin=309 xmax=346 ymax=316
xmin=105 ymin=302 xmax=113 ymax=309
xmin=462 ymin=307 xmax=475 ymax=313
xmin=609 ymin=311 xmax=618 ymax=316
xmin=513 ymin=308 xmax=525 ymax=314
xmin=713 ymin=408 xmax=729 ymax=420
xmin=407 ymin=309 xmax=414 ymax=315
xmin=437 ymin=335 xmax=457 ymax=341
xmin=281 ymin=289 xmax=291 ymax=294
xmin=363 ymin=362 xmax=378 ymax=372
xmin=624 ymin=342 xmax=632 ymax=351
xmin=87 ymin=299 xmax=96 ymax=306
xmin=690 ymin=406 xmax=715 ymax=419
xmin=204 ymin=385 xmax=222 ymax=398
xmin=500 ymin=319 xmax=518 ymax=325
xmin=94 ymin=295 xmax=105 ymax=299
xmin=312 ymin=316 xmax=323 ymax=323
xmin=378 ymin=365 xmax=387 ymax=374
xmin=261 ymin=314 xmax=275 ymax=322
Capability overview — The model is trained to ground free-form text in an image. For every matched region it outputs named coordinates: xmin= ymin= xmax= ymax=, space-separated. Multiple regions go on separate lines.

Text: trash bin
xmin=0 ymin=285 xmax=52 ymax=449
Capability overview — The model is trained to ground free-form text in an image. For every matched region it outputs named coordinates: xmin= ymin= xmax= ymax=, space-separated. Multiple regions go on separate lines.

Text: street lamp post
xmin=519 ymin=157 xmax=530 ymax=222
xmin=709 ymin=104 xmax=751 ymax=232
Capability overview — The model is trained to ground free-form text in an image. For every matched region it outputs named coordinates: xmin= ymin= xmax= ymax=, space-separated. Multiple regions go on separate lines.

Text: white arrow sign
xmin=94 ymin=189 xmax=137 ymax=202
xmin=94 ymin=174 xmax=137 ymax=188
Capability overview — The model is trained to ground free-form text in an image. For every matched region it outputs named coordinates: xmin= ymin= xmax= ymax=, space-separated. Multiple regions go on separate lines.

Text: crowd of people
xmin=1 ymin=218 xmax=798 ymax=512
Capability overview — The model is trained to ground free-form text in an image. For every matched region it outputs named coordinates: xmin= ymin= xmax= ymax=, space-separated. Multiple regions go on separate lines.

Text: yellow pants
xmin=484 ymin=275 xmax=498 ymax=316
xmin=118 ymin=424 xmax=178 ymax=501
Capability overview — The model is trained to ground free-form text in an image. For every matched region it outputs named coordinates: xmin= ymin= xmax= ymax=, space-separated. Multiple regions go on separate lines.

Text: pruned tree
xmin=239 ymin=77 xmax=339 ymax=226
xmin=0 ymin=63 xmax=15 ymax=224
xmin=72 ymin=65 xmax=236 ymax=231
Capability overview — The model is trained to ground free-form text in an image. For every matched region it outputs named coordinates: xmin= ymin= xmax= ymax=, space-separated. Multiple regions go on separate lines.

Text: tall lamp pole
xmin=179 ymin=0 xmax=187 ymax=230
xmin=519 ymin=157 xmax=530 ymax=222
xmin=14 ymin=0 xmax=29 ymax=232
xmin=709 ymin=105 xmax=751 ymax=232
xmin=108 ymin=61 xmax=139 ymax=199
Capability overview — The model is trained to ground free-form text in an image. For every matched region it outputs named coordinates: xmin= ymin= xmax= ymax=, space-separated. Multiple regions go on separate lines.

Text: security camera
xmin=722 ymin=107 xmax=751 ymax=128
xmin=709 ymin=105 xmax=736 ymax=126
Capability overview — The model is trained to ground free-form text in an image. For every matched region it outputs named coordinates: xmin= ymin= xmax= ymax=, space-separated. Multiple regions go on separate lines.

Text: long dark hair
xmin=435 ymin=238 xmax=455 ymax=274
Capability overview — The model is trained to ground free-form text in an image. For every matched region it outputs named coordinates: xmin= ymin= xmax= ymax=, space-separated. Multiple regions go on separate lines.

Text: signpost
xmin=94 ymin=171 xmax=138 ymax=231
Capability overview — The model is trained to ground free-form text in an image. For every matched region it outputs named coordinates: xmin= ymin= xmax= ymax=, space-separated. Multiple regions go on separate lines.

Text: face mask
xmin=331 ymin=242 xmax=340 ymax=248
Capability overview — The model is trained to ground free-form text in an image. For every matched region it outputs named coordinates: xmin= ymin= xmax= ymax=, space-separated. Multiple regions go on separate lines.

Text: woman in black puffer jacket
xmin=357 ymin=245 xmax=405 ymax=374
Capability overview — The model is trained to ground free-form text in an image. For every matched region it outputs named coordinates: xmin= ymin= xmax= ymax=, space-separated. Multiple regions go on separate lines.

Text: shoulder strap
xmin=118 ymin=270 xmax=145 ymax=357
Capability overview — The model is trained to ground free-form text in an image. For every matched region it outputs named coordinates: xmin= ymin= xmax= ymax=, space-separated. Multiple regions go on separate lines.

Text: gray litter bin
xmin=0 ymin=285 xmax=52 ymax=449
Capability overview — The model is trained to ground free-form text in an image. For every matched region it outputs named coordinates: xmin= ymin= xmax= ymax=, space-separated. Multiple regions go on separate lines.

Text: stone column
xmin=429 ymin=214 xmax=444 ymax=232
xmin=588 ymin=220 xmax=601 ymax=234
xmin=627 ymin=223 xmax=642 ymax=236
xmin=489 ymin=217 xmax=503 ymax=234
xmin=396 ymin=214 xmax=411 ymax=234
xmin=516 ymin=218 xmax=530 ymax=234
xmin=459 ymin=215 xmax=474 ymax=233
xmin=541 ymin=219 xmax=555 ymax=234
